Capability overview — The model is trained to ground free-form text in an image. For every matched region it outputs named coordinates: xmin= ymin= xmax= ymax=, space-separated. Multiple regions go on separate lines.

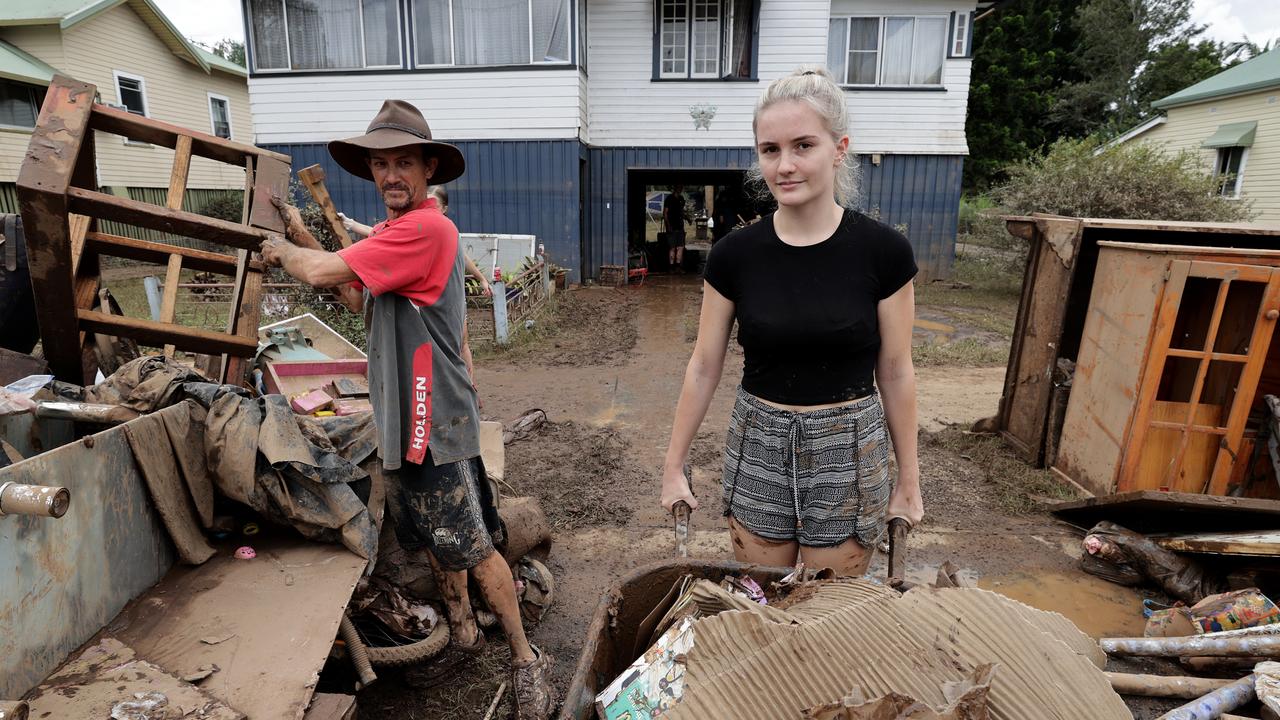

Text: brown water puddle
xmin=979 ymin=571 xmax=1148 ymax=639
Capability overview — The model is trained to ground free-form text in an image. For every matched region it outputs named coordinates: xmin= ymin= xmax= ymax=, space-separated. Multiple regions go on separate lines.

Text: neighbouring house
xmin=0 ymin=0 xmax=254 ymax=225
xmin=1114 ymin=48 xmax=1280 ymax=224
xmin=244 ymin=0 xmax=983 ymax=280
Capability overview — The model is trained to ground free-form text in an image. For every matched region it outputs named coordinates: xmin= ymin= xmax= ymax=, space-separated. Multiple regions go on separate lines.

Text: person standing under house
xmin=663 ymin=184 xmax=687 ymax=271
xmin=659 ymin=67 xmax=924 ymax=576
xmin=260 ymin=100 xmax=554 ymax=720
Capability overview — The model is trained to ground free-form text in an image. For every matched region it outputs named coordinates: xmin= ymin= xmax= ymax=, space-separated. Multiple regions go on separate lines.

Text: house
xmin=244 ymin=0 xmax=982 ymax=280
xmin=1115 ymin=48 xmax=1280 ymax=224
xmin=0 ymin=0 xmax=254 ymax=217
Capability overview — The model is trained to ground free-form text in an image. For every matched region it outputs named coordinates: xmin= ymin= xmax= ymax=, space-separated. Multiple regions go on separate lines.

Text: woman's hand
xmin=660 ymin=465 xmax=698 ymax=513
xmin=886 ymin=477 xmax=923 ymax=527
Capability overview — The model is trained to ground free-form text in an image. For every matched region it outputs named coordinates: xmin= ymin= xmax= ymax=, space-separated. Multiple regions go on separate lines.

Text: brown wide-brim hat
xmin=328 ymin=99 xmax=465 ymax=184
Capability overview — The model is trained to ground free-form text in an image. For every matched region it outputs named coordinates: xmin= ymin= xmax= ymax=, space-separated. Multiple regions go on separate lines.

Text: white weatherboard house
xmin=244 ymin=0 xmax=980 ymax=280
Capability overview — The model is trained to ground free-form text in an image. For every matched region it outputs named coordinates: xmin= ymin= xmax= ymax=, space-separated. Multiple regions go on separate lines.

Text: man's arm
xmin=270 ymin=198 xmax=363 ymax=313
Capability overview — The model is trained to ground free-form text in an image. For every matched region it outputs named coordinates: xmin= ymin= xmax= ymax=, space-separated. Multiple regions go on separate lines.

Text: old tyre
xmin=362 ymin=617 xmax=451 ymax=668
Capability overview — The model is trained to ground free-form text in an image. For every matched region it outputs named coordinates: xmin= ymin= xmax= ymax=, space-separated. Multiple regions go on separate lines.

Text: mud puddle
xmin=979 ymin=571 xmax=1148 ymax=638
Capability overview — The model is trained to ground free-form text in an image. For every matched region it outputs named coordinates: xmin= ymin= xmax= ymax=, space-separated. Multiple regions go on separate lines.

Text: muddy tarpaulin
xmin=83 ymin=357 xmax=379 ymax=561
xmin=667 ymin=581 xmax=1129 ymax=720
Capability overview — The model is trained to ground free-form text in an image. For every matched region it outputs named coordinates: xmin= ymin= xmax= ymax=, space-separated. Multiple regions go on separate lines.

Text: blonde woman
xmin=660 ymin=67 xmax=923 ymax=576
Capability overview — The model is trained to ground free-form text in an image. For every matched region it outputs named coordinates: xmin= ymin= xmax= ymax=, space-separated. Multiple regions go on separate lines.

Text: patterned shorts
xmin=722 ymin=386 xmax=893 ymax=548
xmin=387 ymin=450 xmax=503 ymax=571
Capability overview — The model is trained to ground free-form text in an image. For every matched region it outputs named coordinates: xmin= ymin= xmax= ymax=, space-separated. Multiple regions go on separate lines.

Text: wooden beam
xmin=88 ymin=102 xmax=291 ymax=166
xmin=160 ymin=254 xmax=182 ymax=357
xmin=297 ymin=164 xmax=354 ymax=248
xmin=66 ymin=187 xmax=272 ymax=250
xmin=167 ymin=135 xmax=193 ymax=210
xmin=85 ymin=231 xmax=260 ymax=275
xmin=16 ymin=75 xmax=97 ymax=381
xmin=76 ymin=309 xmax=258 ymax=356
xmin=249 ymin=155 xmax=290 ymax=233
xmin=68 ymin=213 xmax=91 ymax=277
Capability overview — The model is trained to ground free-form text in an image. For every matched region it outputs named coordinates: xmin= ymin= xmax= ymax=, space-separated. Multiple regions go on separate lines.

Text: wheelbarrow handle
xmin=887 ymin=517 xmax=911 ymax=590
xmin=672 ymin=500 xmax=691 ymax=559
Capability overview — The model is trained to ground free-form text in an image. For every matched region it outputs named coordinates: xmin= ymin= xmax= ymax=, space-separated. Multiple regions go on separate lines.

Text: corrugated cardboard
xmin=669 ymin=580 xmax=1129 ymax=720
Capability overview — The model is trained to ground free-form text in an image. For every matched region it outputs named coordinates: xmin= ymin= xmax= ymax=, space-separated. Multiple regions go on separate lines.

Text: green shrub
xmin=199 ymin=192 xmax=243 ymax=223
xmin=992 ymin=137 xmax=1255 ymax=222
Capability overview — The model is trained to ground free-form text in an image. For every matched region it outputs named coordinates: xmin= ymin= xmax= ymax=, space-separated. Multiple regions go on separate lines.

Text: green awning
xmin=1202 ymin=121 xmax=1257 ymax=149
xmin=0 ymin=39 xmax=58 ymax=86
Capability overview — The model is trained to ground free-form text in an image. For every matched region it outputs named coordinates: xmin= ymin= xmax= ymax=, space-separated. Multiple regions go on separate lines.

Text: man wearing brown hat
xmin=261 ymin=100 xmax=554 ymax=719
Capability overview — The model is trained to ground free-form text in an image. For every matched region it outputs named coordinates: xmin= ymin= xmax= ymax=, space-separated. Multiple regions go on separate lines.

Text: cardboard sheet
xmin=667 ymin=581 xmax=1129 ymax=720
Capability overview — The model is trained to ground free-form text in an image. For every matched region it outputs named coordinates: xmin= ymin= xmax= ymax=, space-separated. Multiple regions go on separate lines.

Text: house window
xmin=114 ymin=72 xmax=148 ymax=115
xmin=0 ymin=79 xmax=45 ymax=129
xmin=208 ymin=94 xmax=232 ymax=139
xmin=412 ymin=0 xmax=572 ymax=68
xmin=657 ymin=0 xmax=756 ymax=80
xmin=249 ymin=0 xmax=403 ymax=71
xmin=951 ymin=11 xmax=969 ymax=56
xmin=1215 ymin=147 xmax=1247 ymax=198
xmin=828 ymin=15 xmax=947 ymax=87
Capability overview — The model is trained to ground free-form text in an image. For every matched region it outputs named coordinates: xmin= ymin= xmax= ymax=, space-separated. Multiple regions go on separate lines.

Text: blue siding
xmin=265 ymin=141 xmax=962 ymax=281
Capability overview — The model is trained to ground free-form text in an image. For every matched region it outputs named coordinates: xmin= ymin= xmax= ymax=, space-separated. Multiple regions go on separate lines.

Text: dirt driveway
xmin=362 ymin=276 xmax=1159 ymax=719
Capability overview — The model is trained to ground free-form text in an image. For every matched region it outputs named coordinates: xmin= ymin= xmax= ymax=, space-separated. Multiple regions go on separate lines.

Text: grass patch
xmin=912 ymin=337 xmax=1008 ymax=368
xmin=925 ymin=426 xmax=1081 ymax=515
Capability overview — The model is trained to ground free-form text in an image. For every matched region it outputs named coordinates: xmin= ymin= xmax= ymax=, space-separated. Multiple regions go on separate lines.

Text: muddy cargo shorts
xmin=388 ymin=450 xmax=503 ymax=572
xmin=722 ymin=386 xmax=893 ymax=548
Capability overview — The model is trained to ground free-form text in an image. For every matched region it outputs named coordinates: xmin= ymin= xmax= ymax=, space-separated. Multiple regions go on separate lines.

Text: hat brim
xmin=328 ymin=127 xmax=465 ymax=185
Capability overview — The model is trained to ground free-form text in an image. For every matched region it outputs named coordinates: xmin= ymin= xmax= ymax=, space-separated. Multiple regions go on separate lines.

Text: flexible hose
xmin=339 ymin=615 xmax=378 ymax=689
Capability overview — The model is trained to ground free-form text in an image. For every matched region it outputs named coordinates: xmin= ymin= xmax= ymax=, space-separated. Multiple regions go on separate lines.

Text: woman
xmin=659 ymin=67 xmax=923 ymax=576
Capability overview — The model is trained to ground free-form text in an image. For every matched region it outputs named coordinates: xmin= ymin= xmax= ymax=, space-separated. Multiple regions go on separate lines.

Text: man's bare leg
xmin=428 ymin=552 xmax=481 ymax=647
xmin=472 ymin=550 xmax=537 ymax=666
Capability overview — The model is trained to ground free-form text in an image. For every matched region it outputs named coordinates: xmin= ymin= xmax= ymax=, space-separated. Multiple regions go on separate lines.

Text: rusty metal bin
xmin=558 ymin=558 xmax=790 ymax=720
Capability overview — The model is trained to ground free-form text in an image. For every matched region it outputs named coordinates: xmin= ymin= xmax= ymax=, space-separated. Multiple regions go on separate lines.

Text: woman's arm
xmin=464 ymin=256 xmax=493 ymax=296
xmin=660 ymin=283 xmax=735 ymax=511
xmin=338 ymin=212 xmax=373 ymax=238
xmin=875 ymin=281 xmax=923 ymax=526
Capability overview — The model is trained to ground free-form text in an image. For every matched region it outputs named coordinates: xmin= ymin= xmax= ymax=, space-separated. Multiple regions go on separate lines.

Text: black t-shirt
xmin=663 ymin=192 xmax=686 ymax=232
xmin=703 ymin=209 xmax=917 ymax=405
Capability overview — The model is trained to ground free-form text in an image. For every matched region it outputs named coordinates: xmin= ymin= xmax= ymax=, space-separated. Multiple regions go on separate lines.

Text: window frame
xmin=949 ymin=11 xmax=971 ymax=58
xmin=207 ymin=92 xmax=234 ymax=140
xmin=829 ymin=14 xmax=950 ymax=90
xmin=112 ymin=70 xmax=149 ymax=117
xmin=654 ymin=0 xmax=759 ymax=82
xmin=247 ymin=0 xmax=407 ymax=73
xmin=1214 ymin=146 xmax=1249 ymax=199
xmin=0 ymin=79 xmax=45 ymax=132
xmin=410 ymin=0 xmax=574 ymax=70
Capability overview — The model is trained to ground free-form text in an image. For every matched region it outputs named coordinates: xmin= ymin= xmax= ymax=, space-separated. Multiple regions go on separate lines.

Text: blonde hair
xmin=749 ymin=65 xmax=860 ymax=207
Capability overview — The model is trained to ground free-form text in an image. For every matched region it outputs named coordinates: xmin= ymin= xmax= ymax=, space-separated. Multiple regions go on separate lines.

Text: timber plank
xmin=160 ymin=254 xmax=182 ymax=357
xmin=77 ymin=309 xmax=258 ymax=356
xmin=248 ymin=155 xmax=290 ymax=233
xmin=88 ymin=102 xmax=290 ymax=166
xmin=1154 ymin=530 xmax=1280 ymax=557
xmin=298 ymin=164 xmax=354 ymax=248
xmin=85 ymin=231 xmax=259 ymax=275
xmin=66 ymin=187 xmax=272 ymax=250
xmin=1050 ymin=490 xmax=1280 ymax=533
xmin=166 ymin=134 xmax=193 ymax=210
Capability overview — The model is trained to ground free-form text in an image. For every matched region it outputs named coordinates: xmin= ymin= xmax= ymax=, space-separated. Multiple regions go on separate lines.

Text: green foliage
xmin=210 ymin=38 xmax=246 ymax=67
xmin=1134 ymin=39 xmax=1232 ymax=116
xmin=198 ymin=192 xmax=243 ymax=223
xmin=992 ymin=137 xmax=1255 ymax=222
xmin=958 ymin=195 xmax=998 ymax=235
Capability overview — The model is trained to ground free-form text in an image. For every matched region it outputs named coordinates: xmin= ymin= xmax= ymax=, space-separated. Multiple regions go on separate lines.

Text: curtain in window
xmin=578 ymin=0 xmax=587 ymax=66
xmin=881 ymin=17 xmax=912 ymax=85
xmin=210 ymin=98 xmax=231 ymax=138
xmin=723 ymin=0 xmax=752 ymax=78
xmin=454 ymin=0 xmax=530 ymax=65
xmin=286 ymin=0 xmax=362 ymax=69
xmin=414 ymin=0 xmax=452 ymax=64
xmin=912 ymin=17 xmax=946 ymax=85
xmin=0 ymin=81 xmax=38 ymax=128
xmin=363 ymin=0 xmax=401 ymax=66
xmin=532 ymin=0 xmax=569 ymax=62
xmin=826 ymin=19 xmax=847 ymax=80
xmin=848 ymin=18 xmax=878 ymax=85
xmin=661 ymin=0 xmax=688 ymax=76
xmin=690 ymin=0 xmax=719 ymax=76
xmin=251 ymin=0 xmax=289 ymax=69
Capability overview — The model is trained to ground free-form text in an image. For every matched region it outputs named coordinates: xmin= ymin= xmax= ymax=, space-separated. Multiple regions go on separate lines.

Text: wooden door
xmin=1120 ymin=260 xmax=1280 ymax=494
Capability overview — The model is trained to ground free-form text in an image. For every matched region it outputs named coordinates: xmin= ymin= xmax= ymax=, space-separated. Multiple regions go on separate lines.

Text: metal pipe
xmin=143 ymin=276 xmax=163 ymax=321
xmin=0 ymin=482 xmax=70 ymax=518
xmin=0 ymin=700 xmax=29 ymax=720
xmin=1158 ymin=674 xmax=1256 ymax=720
xmin=339 ymin=615 xmax=377 ymax=690
xmin=33 ymin=401 xmax=139 ymax=425
xmin=1103 ymin=634 xmax=1280 ymax=658
xmin=1106 ymin=672 xmax=1234 ymax=699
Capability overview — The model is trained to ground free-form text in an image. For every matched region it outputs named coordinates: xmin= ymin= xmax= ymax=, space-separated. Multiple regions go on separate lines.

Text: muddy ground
xmin=360 ymin=275 xmax=1188 ymax=719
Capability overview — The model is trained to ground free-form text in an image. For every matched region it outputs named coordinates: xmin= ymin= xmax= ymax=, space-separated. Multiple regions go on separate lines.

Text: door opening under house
xmin=627 ymin=169 xmax=759 ymax=275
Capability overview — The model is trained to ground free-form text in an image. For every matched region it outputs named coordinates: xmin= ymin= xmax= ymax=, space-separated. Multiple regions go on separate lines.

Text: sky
xmin=155 ymin=0 xmax=1279 ymax=53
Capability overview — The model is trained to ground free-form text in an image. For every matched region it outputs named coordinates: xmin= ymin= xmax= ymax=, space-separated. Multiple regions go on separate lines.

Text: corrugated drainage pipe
xmin=339 ymin=615 xmax=378 ymax=690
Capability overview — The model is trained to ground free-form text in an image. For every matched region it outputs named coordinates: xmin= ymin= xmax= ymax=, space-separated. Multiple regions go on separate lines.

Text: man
xmin=663 ymin=184 xmax=687 ymax=271
xmin=260 ymin=100 xmax=553 ymax=719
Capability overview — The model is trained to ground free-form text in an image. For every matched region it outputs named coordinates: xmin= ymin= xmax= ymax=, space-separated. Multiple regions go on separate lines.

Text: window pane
xmin=912 ymin=17 xmax=946 ymax=85
xmin=454 ymin=0 xmax=531 ymax=65
xmin=848 ymin=52 xmax=877 ymax=84
xmin=661 ymin=0 xmax=687 ymax=76
xmin=0 ymin=81 xmax=38 ymax=128
xmin=363 ymin=0 xmax=401 ymax=66
xmin=691 ymin=0 xmax=719 ymax=76
xmin=826 ymin=19 xmax=847 ymax=80
xmin=533 ymin=0 xmax=570 ymax=62
xmin=849 ymin=17 xmax=878 ymax=51
xmin=578 ymin=0 xmax=587 ymax=67
xmin=210 ymin=98 xmax=231 ymax=138
xmin=251 ymin=0 xmax=289 ymax=69
xmin=117 ymin=76 xmax=146 ymax=114
xmin=414 ymin=0 xmax=451 ymax=64
xmin=952 ymin=13 xmax=968 ymax=55
xmin=722 ymin=0 xmax=752 ymax=78
xmin=882 ymin=17 xmax=912 ymax=85
xmin=286 ymin=0 xmax=363 ymax=69
xmin=1217 ymin=147 xmax=1245 ymax=196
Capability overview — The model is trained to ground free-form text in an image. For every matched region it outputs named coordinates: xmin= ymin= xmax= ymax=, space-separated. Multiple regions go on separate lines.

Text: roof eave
xmin=59 ymin=0 xmax=125 ymax=30
xmin=1154 ymin=80 xmax=1280 ymax=109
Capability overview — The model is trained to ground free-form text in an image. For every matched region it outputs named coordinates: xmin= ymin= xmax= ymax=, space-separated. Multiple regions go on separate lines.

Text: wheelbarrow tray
xmin=558 ymin=558 xmax=791 ymax=720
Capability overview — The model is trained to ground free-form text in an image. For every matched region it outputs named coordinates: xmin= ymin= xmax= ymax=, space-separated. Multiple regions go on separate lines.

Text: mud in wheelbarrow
xmin=558 ymin=558 xmax=790 ymax=720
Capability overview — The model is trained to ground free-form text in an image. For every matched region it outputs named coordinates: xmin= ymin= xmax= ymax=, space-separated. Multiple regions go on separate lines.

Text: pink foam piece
xmin=290 ymin=388 xmax=333 ymax=414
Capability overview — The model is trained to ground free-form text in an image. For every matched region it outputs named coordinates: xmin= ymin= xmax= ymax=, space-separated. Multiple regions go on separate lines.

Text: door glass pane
xmin=251 ymin=0 xmax=289 ymax=69
xmin=286 ymin=0 xmax=363 ymax=69
xmin=1156 ymin=356 xmax=1202 ymax=404
xmin=882 ymin=17 xmax=912 ymax=85
xmin=533 ymin=0 xmax=570 ymax=62
xmin=1215 ymin=280 xmax=1266 ymax=354
xmin=454 ymin=0 xmax=531 ymax=65
xmin=1169 ymin=276 xmax=1221 ymax=350
xmin=826 ymin=19 xmax=847 ymax=79
xmin=911 ymin=17 xmax=946 ymax=84
xmin=414 ymin=0 xmax=452 ymax=64
xmin=363 ymin=0 xmax=401 ymax=66
xmin=1200 ymin=360 xmax=1244 ymax=425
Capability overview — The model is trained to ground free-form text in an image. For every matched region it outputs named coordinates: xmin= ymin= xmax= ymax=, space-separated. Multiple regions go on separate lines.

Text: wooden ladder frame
xmin=17 ymin=75 xmax=291 ymax=385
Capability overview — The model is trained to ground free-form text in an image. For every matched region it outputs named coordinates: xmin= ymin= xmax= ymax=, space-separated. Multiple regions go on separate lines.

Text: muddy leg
xmin=427 ymin=550 xmax=480 ymax=647
xmin=471 ymin=550 xmax=537 ymax=667
xmin=799 ymin=537 xmax=873 ymax=577
xmin=728 ymin=516 xmax=799 ymax=567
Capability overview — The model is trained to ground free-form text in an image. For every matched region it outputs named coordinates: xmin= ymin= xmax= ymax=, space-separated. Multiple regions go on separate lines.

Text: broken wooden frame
xmin=17 ymin=75 xmax=291 ymax=385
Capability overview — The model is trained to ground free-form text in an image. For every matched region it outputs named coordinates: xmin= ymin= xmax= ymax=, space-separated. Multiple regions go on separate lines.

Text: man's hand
xmin=261 ymin=233 xmax=290 ymax=268
xmin=271 ymin=196 xmax=306 ymax=241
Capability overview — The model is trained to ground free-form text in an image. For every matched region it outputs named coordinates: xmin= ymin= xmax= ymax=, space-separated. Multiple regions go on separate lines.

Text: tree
xmin=209 ymin=38 xmax=245 ymax=68
xmin=963 ymin=0 xmax=1084 ymax=191
xmin=1133 ymin=39 xmax=1228 ymax=117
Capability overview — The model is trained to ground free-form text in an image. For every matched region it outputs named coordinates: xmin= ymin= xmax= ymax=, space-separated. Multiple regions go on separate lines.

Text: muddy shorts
xmin=387 ymin=450 xmax=503 ymax=572
xmin=667 ymin=231 xmax=686 ymax=249
xmin=722 ymin=386 xmax=892 ymax=548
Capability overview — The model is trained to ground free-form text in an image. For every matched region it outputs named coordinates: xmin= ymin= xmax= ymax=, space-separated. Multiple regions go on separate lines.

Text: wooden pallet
xmin=17 ymin=75 xmax=291 ymax=385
